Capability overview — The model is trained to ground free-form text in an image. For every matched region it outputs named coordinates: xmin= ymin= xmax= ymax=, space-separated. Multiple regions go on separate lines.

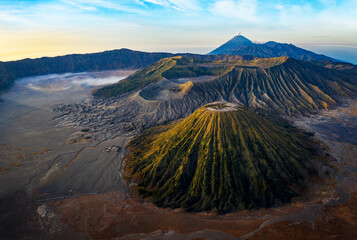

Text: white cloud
xmin=169 ymin=0 xmax=201 ymax=11
xmin=274 ymin=4 xmax=284 ymax=10
xmin=274 ymin=0 xmax=357 ymax=30
xmin=142 ymin=0 xmax=201 ymax=11
xmin=62 ymin=0 xmax=97 ymax=11
xmin=0 ymin=11 xmax=31 ymax=25
xmin=209 ymin=0 xmax=258 ymax=21
xmin=143 ymin=0 xmax=170 ymax=7
xmin=61 ymin=0 xmax=145 ymax=14
xmin=275 ymin=3 xmax=314 ymax=26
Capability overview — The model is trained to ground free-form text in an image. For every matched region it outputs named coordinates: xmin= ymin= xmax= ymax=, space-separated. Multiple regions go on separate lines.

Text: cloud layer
xmin=209 ymin=0 xmax=258 ymax=21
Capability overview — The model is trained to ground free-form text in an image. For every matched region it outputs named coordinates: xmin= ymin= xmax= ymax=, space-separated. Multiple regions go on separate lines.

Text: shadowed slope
xmin=125 ymin=103 xmax=316 ymax=212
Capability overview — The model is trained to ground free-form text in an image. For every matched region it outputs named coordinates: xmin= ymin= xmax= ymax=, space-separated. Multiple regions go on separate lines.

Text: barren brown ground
xmin=51 ymin=185 xmax=357 ymax=240
xmin=53 ymin=191 xmax=321 ymax=240
xmin=248 ymin=190 xmax=357 ymax=240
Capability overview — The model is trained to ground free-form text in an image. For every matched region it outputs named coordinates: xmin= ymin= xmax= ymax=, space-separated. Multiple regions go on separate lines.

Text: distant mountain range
xmin=209 ymin=35 xmax=338 ymax=62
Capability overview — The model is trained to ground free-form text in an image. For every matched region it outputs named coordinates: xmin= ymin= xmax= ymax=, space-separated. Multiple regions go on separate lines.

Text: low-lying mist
xmin=20 ymin=70 xmax=136 ymax=93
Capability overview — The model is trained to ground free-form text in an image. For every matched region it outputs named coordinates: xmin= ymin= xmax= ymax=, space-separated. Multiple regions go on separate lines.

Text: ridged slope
xmin=190 ymin=58 xmax=356 ymax=115
xmin=125 ymin=103 xmax=315 ymax=212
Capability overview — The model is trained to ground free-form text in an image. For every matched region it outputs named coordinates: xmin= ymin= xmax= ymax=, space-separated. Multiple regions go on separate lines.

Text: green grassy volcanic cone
xmin=125 ymin=102 xmax=316 ymax=212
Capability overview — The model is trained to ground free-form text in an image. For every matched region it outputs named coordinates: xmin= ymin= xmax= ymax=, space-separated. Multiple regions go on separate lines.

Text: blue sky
xmin=1 ymin=0 xmax=357 ymax=63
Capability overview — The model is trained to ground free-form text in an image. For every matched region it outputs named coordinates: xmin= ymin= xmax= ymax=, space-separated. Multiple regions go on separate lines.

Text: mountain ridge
xmin=209 ymin=35 xmax=338 ymax=62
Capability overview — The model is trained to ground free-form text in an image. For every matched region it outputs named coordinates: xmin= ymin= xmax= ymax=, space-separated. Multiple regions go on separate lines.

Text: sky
xmin=1 ymin=0 xmax=357 ymax=63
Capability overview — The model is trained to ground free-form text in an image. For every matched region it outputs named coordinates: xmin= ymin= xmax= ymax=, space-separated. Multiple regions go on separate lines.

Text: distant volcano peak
xmin=229 ymin=35 xmax=253 ymax=45
xmin=208 ymin=35 xmax=253 ymax=55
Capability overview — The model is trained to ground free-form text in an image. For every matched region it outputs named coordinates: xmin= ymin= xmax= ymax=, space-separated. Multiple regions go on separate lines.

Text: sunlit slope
xmin=93 ymin=57 xmax=178 ymax=97
xmin=126 ymin=104 xmax=316 ymax=212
